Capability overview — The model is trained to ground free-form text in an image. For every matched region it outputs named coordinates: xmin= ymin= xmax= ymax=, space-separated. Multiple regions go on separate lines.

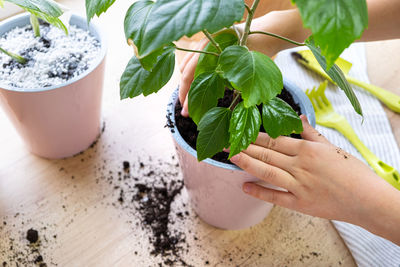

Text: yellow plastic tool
xmin=295 ymin=50 xmax=400 ymax=113
xmin=306 ymin=81 xmax=400 ymax=190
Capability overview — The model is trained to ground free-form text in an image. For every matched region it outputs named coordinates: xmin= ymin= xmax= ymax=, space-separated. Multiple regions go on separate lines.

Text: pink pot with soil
xmin=167 ymin=80 xmax=316 ymax=230
xmin=0 ymin=13 xmax=106 ymax=159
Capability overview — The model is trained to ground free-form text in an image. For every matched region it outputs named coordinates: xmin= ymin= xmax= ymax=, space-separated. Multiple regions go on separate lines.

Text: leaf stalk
xmin=229 ymin=91 xmax=241 ymax=111
xmin=244 ymin=4 xmax=252 ymax=14
xmin=240 ymin=0 xmax=260 ymax=46
xmin=30 ymin=14 xmax=40 ymax=37
xmin=249 ymin=31 xmax=306 ymax=46
xmin=202 ymin=30 xmax=222 ymax=53
xmin=175 ymin=46 xmax=219 ymax=57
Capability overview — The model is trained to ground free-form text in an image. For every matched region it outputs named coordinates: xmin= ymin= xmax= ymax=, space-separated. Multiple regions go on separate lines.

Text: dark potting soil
xmin=173 ymin=88 xmax=302 ymax=163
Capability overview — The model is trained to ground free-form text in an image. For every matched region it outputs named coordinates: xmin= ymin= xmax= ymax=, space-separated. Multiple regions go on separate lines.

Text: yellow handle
xmin=334 ymin=120 xmax=400 ymax=190
xmin=346 ymin=76 xmax=400 ymax=113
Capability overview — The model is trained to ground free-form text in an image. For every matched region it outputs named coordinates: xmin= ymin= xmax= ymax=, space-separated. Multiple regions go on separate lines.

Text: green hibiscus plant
xmin=86 ymin=0 xmax=368 ymax=161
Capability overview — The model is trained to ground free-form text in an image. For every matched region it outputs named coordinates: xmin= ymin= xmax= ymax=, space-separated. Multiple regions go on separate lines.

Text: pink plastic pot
xmin=0 ymin=13 xmax=107 ymax=159
xmin=168 ymin=80 xmax=315 ymax=230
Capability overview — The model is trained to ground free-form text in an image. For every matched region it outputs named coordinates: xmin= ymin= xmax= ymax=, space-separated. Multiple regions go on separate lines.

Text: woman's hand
xmin=179 ymin=39 xmax=208 ymax=117
xmin=231 ymin=115 xmax=400 ymax=244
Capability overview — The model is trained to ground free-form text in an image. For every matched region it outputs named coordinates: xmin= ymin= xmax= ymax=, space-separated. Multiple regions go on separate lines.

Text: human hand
xmin=230 ymin=115 xmax=395 ymax=226
xmin=179 ymin=39 xmax=208 ymax=117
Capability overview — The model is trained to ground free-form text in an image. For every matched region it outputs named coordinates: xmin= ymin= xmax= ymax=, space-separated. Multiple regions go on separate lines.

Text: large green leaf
xmin=229 ymin=102 xmax=261 ymax=158
xmin=86 ymin=0 xmax=116 ymax=22
xmin=138 ymin=47 xmax=164 ymax=71
xmin=194 ymin=29 xmax=238 ymax=78
xmin=124 ymin=0 xmax=168 ymax=71
xmin=124 ymin=0 xmax=171 ymax=71
xmin=120 ymin=56 xmax=150 ymax=99
xmin=138 ymin=0 xmax=244 ymax=56
xmin=188 ymin=72 xmax=225 ymax=125
xmin=306 ymin=37 xmax=362 ymax=115
xmin=293 ymin=0 xmax=368 ymax=69
xmin=6 ymin=0 xmax=67 ymax=33
xmin=262 ymin=98 xmax=303 ymax=138
xmin=142 ymin=46 xmax=175 ymax=96
xmin=124 ymin=0 xmax=153 ymax=50
xmin=120 ymin=46 xmax=175 ymax=99
xmin=219 ymin=45 xmax=283 ymax=108
xmin=197 ymin=107 xmax=231 ymax=161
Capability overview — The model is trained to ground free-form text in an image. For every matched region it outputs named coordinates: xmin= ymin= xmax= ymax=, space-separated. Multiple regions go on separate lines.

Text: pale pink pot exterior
xmin=0 ymin=14 xmax=106 ymax=159
xmin=0 ymin=60 xmax=105 ymax=158
xmin=174 ymin=139 xmax=275 ymax=230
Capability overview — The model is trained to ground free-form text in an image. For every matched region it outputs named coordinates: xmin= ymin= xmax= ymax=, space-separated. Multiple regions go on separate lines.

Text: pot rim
xmin=167 ymin=77 xmax=316 ymax=171
xmin=0 ymin=12 xmax=107 ymax=93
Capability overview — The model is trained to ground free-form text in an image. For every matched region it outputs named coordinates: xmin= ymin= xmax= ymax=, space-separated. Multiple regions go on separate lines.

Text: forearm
xmin=361 ymin=0 xmax=400 ymax=41
xmin=245 ymin=0 xmax=400 ymax=57
xmin=352 ymin=179 xmax=400 ymax=245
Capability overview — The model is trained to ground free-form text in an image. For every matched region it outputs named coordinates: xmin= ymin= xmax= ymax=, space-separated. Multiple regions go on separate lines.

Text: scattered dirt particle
xmin=123 ymin=161 xmax=130 ymax=172
xmin=26 ymin=229 xmax=38 ymax=244
xmin=34 ymin=255 xmax=43 ymax=263
xmin=310 ymin=251 xmax=321 ymax=257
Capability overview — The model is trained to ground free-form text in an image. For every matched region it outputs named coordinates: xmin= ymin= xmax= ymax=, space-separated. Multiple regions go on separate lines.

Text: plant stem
xmin=240 ymin=0 xmax=260 ymax=46
xmin=0 ymin=47 xmax=27 ymax=64
xmin=202 ymin=30 xmax=222 ymax=53
xmin=244 ymin=4 xmax=252 ymax=14
xmin=175 ymin=46 xmax=219 ymax=57
xmin=249 ymin=31 xmax=306 ymax=46
xmin=229 ymin=91 xmax=241 ymax=111
xmin=30 ymin=14 xmax=40 ymax=37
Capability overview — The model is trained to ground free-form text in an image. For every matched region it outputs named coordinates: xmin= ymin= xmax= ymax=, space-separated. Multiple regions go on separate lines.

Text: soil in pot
xmin=173 ymin=88 xmax=302 ymax=164
xmin=0 ymin=20 xmax=101 ymax=89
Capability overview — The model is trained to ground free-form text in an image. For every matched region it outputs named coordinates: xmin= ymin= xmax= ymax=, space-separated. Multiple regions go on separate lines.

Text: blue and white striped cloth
xmin=275 ymin=44 xmax=400 ymax=267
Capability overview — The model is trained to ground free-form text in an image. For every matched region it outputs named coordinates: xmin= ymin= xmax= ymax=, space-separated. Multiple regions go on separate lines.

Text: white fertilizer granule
xmin=0 ymin=21 xmax=101 ymax=90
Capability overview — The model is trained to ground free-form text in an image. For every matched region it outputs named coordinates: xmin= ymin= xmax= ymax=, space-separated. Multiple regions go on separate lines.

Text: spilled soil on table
xmin=102 ymin=156 xmax=193 ymax=266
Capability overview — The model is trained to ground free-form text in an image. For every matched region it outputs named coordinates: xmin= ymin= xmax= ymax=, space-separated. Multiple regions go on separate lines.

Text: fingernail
xmin=243 ymin=183 xmax=252 ymax=194
xmin=300 ymin=114 xmax=309 ymax=123
xmin=181 ymin=107 xmax=188 ymax=117
xmin=230 ymin=154 xmax=240 ymax=163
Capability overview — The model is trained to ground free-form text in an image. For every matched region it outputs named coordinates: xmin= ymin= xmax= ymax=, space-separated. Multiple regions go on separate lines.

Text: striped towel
xmin=275 ymin=43 xmax=400 ymax=267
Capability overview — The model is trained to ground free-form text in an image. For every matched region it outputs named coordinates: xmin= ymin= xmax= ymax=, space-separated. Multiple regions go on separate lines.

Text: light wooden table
xmin=1 ymin=1 xmax=399 ymax=266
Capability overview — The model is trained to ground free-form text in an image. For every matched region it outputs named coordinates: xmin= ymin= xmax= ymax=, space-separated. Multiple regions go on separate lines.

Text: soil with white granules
xmin=0 ymin=21 xmax=100 ymax=89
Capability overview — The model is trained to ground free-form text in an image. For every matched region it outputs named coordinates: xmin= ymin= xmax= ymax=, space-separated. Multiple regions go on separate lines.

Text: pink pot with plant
xmin=168 ymin=81 xmax=315 ymax=229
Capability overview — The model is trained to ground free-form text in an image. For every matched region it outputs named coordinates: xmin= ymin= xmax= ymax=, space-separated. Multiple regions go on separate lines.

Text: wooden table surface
xmin=1 ymin=1 xmax=399 ymax=266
